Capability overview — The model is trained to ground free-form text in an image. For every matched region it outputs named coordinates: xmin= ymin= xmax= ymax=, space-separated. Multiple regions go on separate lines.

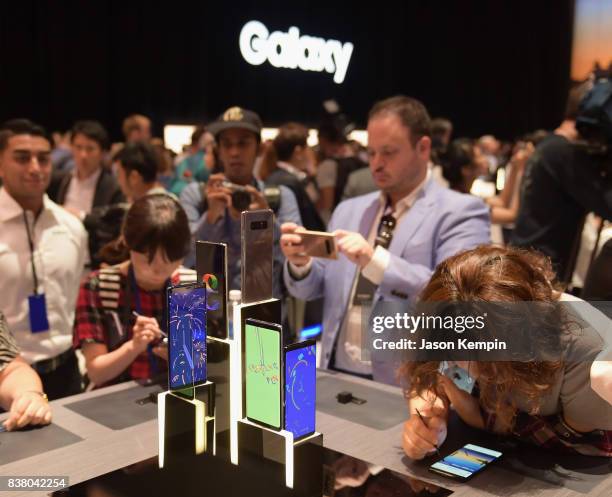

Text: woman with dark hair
xmin=441 ymin=138 xmax=487 ymax=194
xmin=73 ymin=194 xmax=196 ymax=387
xmin=401 ymin=245 xmax=612 ymax=459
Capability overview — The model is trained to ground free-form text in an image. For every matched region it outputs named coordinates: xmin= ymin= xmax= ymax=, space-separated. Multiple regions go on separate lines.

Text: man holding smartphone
xmin=281 ymin=96 xmax=490 ymax=384
xmin=184 ymin=107 xmax=302 ymax=298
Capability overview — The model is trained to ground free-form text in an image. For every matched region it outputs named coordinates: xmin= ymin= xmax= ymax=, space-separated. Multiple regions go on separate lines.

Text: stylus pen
xmin=415 ymin=408 xmax=441 ymax=457
xmin=132 ymin=311 xmax=168 ymax=338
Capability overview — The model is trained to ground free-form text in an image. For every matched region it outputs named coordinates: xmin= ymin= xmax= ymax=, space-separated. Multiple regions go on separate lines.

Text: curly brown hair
xmin=401 ymin=245 xmax=567 ymax=428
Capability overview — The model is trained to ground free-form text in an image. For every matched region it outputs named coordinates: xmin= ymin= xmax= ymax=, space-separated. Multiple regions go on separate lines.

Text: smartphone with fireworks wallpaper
xmin=167 ymin=283 xmax=207 ymax=395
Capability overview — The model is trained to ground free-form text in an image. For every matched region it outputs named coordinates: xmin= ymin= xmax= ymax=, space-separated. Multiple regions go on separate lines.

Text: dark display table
xmin=1 ymin=370 xmax=610 ymax=497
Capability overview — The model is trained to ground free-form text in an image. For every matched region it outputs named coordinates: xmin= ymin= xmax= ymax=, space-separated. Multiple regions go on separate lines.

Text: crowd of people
xmin=0 ymin=84 xmax=610 ymax=459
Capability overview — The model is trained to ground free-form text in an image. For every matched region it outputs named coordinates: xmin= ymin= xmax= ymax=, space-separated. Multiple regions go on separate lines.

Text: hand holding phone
xmin=280 ymin=223 xmax=312 ymax=267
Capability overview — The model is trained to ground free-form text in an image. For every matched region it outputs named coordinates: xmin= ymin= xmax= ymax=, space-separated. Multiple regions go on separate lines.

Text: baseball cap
xmin=207 ymin=106 xmax=263 ymax=139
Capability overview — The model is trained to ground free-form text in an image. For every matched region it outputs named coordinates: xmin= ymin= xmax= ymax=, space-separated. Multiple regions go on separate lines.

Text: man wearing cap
xmin=182 ymin=107 xmax=301 ymax=297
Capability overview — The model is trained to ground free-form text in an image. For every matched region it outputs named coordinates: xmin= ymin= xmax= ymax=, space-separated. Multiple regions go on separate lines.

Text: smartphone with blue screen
xmin=284 ymin=339 xmax=316 ymax=440
xmin=244 ymin=318 xmax=282 ymax=430
xmin=429 ymin=443 xmax=502 ymax=481
xmin=167 ymin=283 xmax=207 ymax=396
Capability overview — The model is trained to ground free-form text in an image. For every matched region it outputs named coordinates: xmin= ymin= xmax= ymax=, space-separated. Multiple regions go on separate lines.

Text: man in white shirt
xmin=0 ymin=119 xmax=87 ymax=399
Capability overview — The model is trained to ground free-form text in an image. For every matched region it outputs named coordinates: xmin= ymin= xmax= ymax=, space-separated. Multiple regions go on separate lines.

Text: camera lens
xmin=232 ymin=190 xmax=251 ymax=211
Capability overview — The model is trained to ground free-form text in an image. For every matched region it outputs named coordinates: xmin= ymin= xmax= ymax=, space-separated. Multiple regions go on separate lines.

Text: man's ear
xmin=418 ymin=136 xmax=432 ymax=157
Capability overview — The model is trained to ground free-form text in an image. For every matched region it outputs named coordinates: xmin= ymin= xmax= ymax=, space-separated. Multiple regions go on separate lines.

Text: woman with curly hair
xmin=401 ymin=245 xmax=612 ymax=459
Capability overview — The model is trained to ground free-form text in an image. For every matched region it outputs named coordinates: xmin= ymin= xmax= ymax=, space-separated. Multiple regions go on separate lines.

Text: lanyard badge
xmin=24 ymin=211 xmax=50 ymax=333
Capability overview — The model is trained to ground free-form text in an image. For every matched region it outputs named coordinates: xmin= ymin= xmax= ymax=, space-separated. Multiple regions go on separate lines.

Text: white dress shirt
xmin=0 ymin=188 xmax=87 ymax=363
xmin=64 ymin=168 xmax=101 ymax=217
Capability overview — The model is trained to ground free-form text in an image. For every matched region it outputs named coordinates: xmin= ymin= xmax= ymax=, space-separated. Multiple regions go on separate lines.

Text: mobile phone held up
xmin=429 ymin=443 xmax=502 ymax=481
xmin=298 ymin=230 xmax=337 ymax=259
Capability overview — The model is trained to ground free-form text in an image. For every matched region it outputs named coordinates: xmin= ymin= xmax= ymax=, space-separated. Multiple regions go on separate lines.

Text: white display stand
xmin=157 ymin=381 xmax=216 ymax=468
xmin=237 ymin=418 xmax=323 ymax=494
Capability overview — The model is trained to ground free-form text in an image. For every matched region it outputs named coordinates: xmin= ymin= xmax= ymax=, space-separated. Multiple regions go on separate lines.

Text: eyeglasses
xmin=375 ymin=214 xmax=396 ymax=249
xmin=13 ymin=151 xmax=51 ymax=166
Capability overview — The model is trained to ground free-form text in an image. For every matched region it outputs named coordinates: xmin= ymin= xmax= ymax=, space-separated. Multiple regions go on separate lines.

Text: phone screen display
xmin=196 ymin=242 xmax=228 ymax=339
xmin=168 ymin=284 xmax=207 ymax=391
xmin=430 ymin=444 xmax=502 ymax=480
xmin=284 ymin=341 xmax=316 ymax=439
xmin=245 ymin=320 xmax=281 ymax=429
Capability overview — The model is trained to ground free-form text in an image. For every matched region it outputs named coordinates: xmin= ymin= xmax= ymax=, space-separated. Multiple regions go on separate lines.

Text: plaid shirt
xmin=73 ymin=265 xmax=196 ymax=386
xmin=480 ymin=401 xmax=612 ymax=457
xmin=0 ymin=311 xmax=19 ymax=372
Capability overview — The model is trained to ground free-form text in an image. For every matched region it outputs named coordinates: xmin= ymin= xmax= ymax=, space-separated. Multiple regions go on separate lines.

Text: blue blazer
xmin=284 ymin=177 xmax=491 ymax=384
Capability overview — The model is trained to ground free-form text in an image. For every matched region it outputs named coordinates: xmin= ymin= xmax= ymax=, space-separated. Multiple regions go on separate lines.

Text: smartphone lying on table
xmin=298 ymin=230 xmax=337 ymax=259
xmin=429 ymin=443 xmax=502 ymax=481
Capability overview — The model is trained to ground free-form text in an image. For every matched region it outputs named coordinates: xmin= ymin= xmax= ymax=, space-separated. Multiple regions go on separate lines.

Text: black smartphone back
xmin=196 ymin=241 xmax=228 ymax=339
xmin=241 ymin=209 xmax=274 ymax=304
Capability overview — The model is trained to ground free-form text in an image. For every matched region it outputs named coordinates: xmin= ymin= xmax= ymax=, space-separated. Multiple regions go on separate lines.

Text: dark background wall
xmin=0 ymin=1 xmax=574 ymax=141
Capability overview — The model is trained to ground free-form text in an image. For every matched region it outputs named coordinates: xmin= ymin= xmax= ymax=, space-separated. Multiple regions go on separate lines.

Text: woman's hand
xmin=131 ymin=316 xmax=162 ymax=354
xmin=402 ymin=403 xmax=448 ymax=460
xmin=438 ymin=375 xmax=485 ymax=430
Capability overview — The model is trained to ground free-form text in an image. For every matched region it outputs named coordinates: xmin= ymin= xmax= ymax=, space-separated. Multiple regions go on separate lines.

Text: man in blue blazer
xmin=281 ymin=96 xmax=490 ymax=384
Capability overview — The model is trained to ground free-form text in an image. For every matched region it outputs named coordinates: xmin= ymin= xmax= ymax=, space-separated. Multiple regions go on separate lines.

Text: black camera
xmin=222 ymin=181 xmax=252 ymax=211
xmin=220 ymin=181 xmax=282 ymax=212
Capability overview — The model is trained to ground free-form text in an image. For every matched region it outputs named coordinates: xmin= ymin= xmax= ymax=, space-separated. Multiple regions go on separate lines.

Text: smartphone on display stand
xmin=244 ymin=318 xmax=283 ymax=430
xmin=429 ymin=443 xmax=502 ymax=481
xmin=167 ymin=283 xmax=207 ymax=397
xmin=298 ymin=230 xmax=337 ymax=259
xmin=284 ymin=339 xmax=316 ymax=440
xmin=196 ymin=241 xmax=228 ymax=339
xmin=241 ymin=210 xmax=273 ymax=304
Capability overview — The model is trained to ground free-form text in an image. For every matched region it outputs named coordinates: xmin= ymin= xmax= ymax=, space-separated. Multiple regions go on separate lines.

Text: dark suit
xmin=48 ymin=168 xmax=124 ymax=267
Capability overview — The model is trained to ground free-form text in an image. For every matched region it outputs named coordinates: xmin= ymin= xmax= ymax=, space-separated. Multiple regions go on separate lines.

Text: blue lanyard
xmin=128 ymin=264 xmax=170 ymax=377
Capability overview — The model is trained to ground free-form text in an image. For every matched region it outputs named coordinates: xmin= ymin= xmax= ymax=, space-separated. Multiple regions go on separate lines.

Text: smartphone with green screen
xmin=244 ymin=318 xmax=282 ymax=430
